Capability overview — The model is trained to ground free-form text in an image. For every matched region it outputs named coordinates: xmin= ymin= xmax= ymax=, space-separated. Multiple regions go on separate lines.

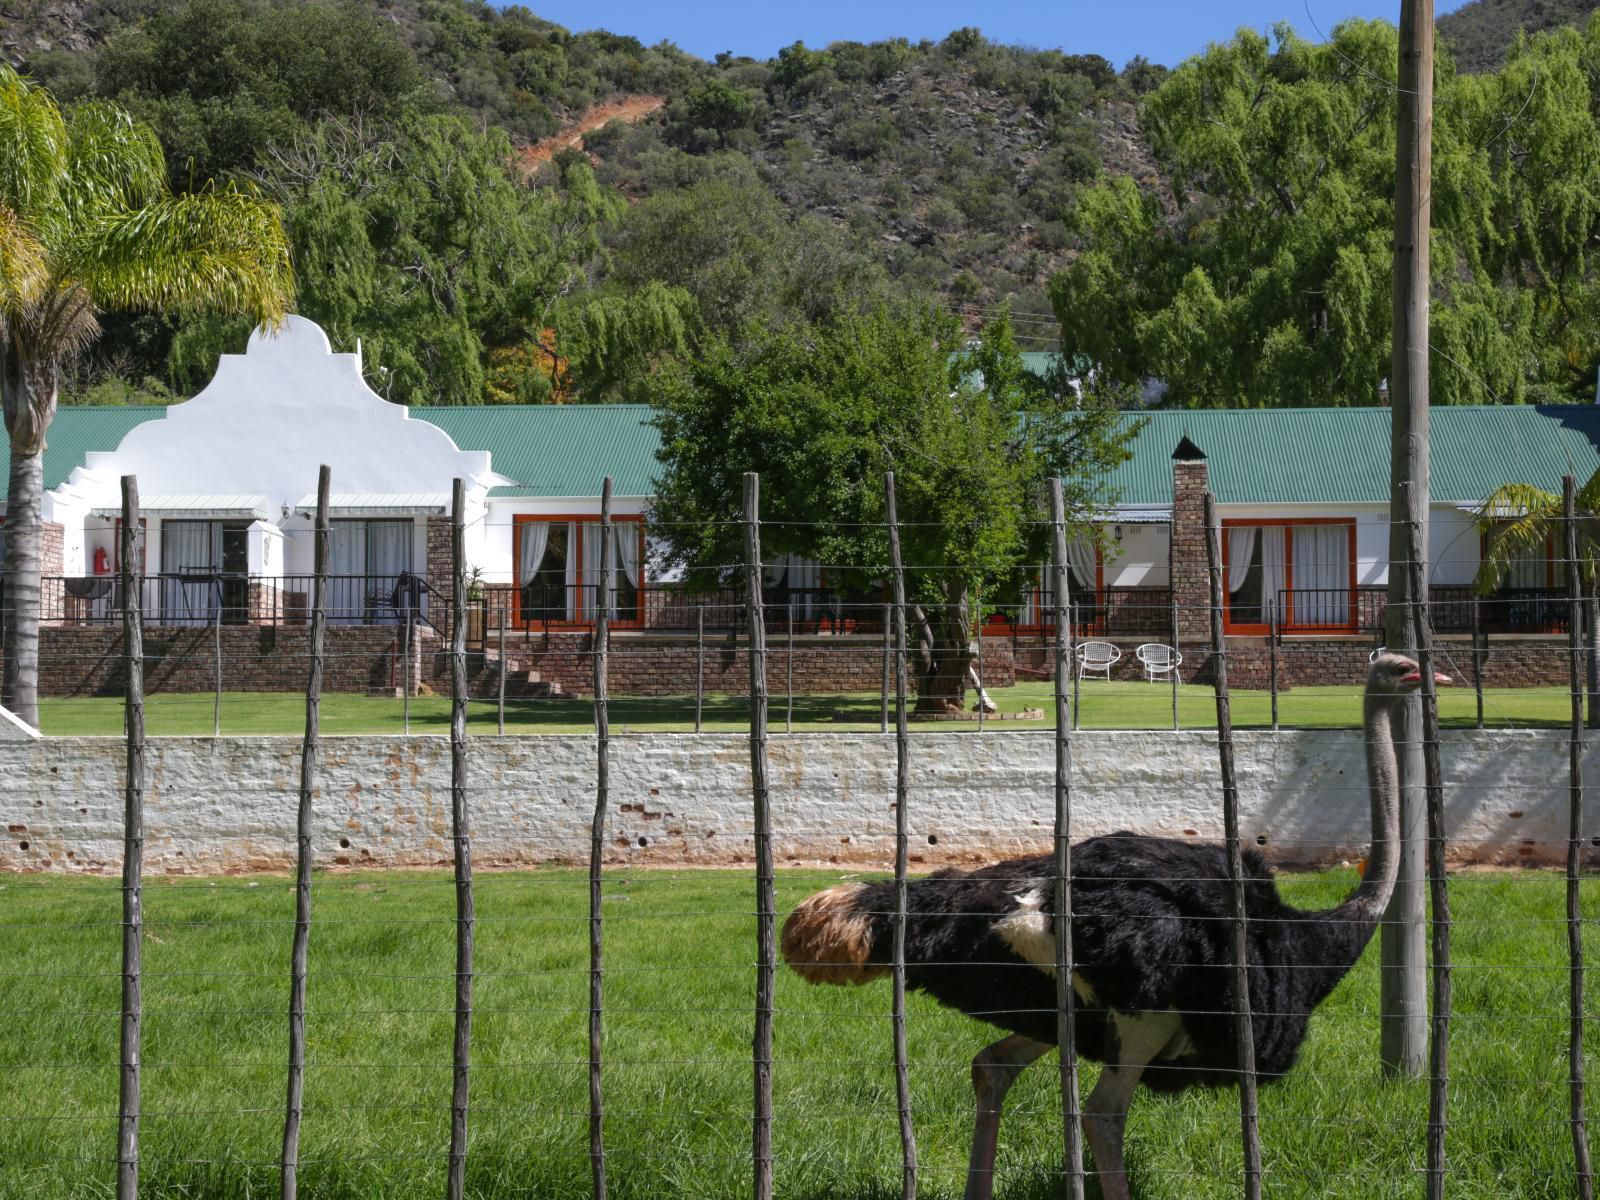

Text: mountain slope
xmin=1438 ymin=0 xmax=1600 ymax=69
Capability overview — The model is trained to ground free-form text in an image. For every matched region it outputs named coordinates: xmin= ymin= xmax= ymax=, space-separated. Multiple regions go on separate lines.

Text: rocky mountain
xmin=1438 ymin=0 xmax=1600 ymax=70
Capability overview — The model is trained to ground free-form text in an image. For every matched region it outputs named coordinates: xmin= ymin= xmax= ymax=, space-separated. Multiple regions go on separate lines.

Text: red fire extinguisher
xmin=93 ymin=546 xmax=109 ymax=575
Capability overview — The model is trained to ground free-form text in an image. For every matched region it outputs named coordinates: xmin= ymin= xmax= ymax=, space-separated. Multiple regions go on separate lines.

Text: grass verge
xmin=0 ymin=867 xmax=1594 ymax=1198
xmin=35 ymin=682 xmax=1573 ymax=736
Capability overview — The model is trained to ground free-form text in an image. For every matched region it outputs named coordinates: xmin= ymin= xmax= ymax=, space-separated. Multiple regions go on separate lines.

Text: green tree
xmin=647 ymin=306 xmax=1136 ymax=711
xmin=177 ymin=112 xmax=615 ymax=405
xmin=606 ymin=159 xmax=885 ymax=341
xmin=1475 ymin=472 xmax=1600 ymax=726
xmin=94 ymin=0 xmax=424 ymax=181
xmin=1054 ymin=18 xmax=1600 ymax=407
xmin=0 ymin=67 xmax=292 ymax=726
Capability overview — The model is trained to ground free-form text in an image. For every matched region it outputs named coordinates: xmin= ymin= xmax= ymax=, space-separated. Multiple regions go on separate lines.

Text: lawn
xmin=1 ymin=868 xmax=1593 ymax=1199
xmin=34 ymin=681 xmax=1572 ymax=736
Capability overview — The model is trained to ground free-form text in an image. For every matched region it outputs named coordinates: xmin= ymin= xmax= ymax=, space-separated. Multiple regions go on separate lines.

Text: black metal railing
xmin=32 ymin=573 xmax=433 ymax=628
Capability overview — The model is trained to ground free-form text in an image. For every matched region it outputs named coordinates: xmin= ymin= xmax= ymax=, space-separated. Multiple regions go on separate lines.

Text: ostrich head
xmin=1367 ymin=652 xmax=1452 ymax=697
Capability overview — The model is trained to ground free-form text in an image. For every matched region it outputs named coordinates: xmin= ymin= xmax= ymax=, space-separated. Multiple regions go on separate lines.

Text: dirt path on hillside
xmin=518 ymin=95 xmax=665 ymax=176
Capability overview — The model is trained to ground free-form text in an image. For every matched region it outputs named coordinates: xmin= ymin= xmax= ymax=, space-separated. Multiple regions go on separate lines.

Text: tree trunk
xmin=2 ymin=449 xmax=43 ymax=728
xmin=1 ymin=341 xmax=56 ymax=731
xmin=914 ymin=580 xmax=972 ymax=715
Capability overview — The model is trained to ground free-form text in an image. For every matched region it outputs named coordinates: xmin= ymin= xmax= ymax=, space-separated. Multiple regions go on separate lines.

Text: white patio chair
xmin=1135 ymin=642 xmax=1182 ymax=683
xmin=1075 ymin=640 xmax=1121 ymax=682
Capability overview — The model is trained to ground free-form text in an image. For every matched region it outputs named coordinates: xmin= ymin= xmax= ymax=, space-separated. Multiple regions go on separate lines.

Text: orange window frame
xmin=1478 ymin=526 xmax=1563 ymax=632
xmin=1222 ymin=518 xmax=1357 ymax=635
xmin=511 ymin=514 xmax=646 ymax=630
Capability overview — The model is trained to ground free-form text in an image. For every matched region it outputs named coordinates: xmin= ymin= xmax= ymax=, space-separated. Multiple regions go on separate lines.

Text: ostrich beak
xmin=1400 ymin=670 xmax=1454 ymax=686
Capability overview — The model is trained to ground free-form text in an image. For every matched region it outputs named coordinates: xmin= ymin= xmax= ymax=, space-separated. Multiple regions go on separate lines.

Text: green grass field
xmin=35 ymin=681 xmax=1572 ymax=736
xmin=1 ymin=868 xmax=1593 ymax=1199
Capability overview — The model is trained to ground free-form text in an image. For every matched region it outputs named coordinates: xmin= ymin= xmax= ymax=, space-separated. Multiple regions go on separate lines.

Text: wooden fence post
xmin=1204 ymin=492 xmax=1262 ymax=1200
xmin=742 ymin=473 xmax=774 ymax=1200
xmin=1049 ymin=480 xmax=1086 ymax=1200
xmin=786 ymin=599 xmax=794 ymax=734
xmin=589 ymin=478 xmax=613 ymax=1200
xmin=446 ymin=478 xmax=474 ymax=1200
xmin=116 ymin=476 xmax=145 ymax=1200
xmin=281 ymin=465 xmax=329 ymax=1200
xmin=1404 ymin=485 xmax=1451 ymax=1200
xmin=885 ymin=472 xmax=919 ymax=1199
xmin=497 ymin=610 xmax=506 ymax=737
xmin=1565 ymin=475 xmax=1595 ymax=1200
xmin=401 ymin=595 xmax=411 ymax=736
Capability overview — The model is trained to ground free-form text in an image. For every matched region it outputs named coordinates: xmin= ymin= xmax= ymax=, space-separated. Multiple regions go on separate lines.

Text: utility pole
xmin=1382 ymin=0 xmax=1434 ymax=1079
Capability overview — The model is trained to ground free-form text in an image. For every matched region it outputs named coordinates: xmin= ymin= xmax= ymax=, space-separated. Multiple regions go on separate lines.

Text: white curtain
xmin=1227 ymin=527 xmax=1258 ymax=594
xmin=517 ymin=521 xmax=550 ymax=587
xmin=617 ymin=526 xmax=643 ymax=590
xmin=581 ymin=523 xmax=605 ymax=618
xmin=1292 ymin=525 xmax=1349 ymax=625
xmin=1065 ymin=537 xmax=1097 ymax=595
xmin=160 ymin=520 xmax=221 ymax=626
xmin=328 ymin=522 xmax=367 ymax=625
xmin=366 ymin=520 xmax=412 ymax=577
xmin=1261 ymin=526 xmax=1287 ymax=626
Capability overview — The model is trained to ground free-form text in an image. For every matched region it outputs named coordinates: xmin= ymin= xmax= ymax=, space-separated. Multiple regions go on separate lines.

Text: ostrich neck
xmin=1326 ymin=694 xmax=1402 ymax=926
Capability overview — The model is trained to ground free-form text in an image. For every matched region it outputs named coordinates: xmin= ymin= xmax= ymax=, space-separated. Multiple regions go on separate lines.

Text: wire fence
xmin=0 ymin=466 xmax=1595 ymax=1199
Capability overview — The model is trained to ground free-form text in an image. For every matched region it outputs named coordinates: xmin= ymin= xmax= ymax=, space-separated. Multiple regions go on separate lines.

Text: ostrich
xmin=781 ymin=652 xmax=1447 ymax=1200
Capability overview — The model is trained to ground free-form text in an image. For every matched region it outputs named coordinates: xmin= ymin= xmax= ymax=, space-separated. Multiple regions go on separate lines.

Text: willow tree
xmin=648 ymin=304 xmax=1134 ymax=713
xmin=0 ymin=65 xmax=292 ymax=726
xmin=1475 ymin=473 xmax=1600 ymax=728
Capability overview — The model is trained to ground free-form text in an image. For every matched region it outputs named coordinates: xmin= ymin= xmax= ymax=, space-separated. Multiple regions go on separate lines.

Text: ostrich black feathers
xmin=784 ymin=832 xmax=1380 ymax=1091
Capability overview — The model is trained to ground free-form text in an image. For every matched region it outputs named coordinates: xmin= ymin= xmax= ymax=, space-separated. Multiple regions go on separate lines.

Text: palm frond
xmin=1473 ymin=482 xmax=1560 ymax=595
xmin=68 ymin=188 xmax=294 ymax=323
xmin=0 ymin=65 xmax=68 ymax=227
xmin=0 ymin=204 xmax=49 ymax=316
xmin=62 ymin=101 xmax=167 ymax=223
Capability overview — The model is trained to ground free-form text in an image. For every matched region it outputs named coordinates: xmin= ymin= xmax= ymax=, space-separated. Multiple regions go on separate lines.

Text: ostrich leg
xmin=963 ymin=1034 xmax=1052 ymax=1200
xmin=1081 ymin=1013 xmax=1182 ymax=1200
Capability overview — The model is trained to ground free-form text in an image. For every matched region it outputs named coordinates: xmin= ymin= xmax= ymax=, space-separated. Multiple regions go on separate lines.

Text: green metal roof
xmin=0 ymin=406 xmax=166 ymax=500
xmin=1100 ymin=406 xmax=1600 ymax=507
xmin=8 ymin=401 xmax=1598 ymax=511
xmin=413 ymin=404 xmax=660 ymax=498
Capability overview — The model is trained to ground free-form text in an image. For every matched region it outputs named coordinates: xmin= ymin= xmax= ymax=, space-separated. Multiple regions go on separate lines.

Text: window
xmin=328 ymin=519 xmax=415 ymax=624
xmin=159 ymin=519 xmax=252 ymax=625
xmin=514 ymin=516 xmax=645 ymax=628
xmin=1224 ymin=520 xmax=1356 ymax=633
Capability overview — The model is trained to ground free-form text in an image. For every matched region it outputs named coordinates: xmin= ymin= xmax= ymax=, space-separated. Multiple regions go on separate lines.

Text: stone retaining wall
xmin=3 ymin=730 xmax=1593 ymax=875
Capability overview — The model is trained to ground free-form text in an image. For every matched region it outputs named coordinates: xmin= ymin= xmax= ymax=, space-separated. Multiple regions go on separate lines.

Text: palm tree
xmin=1474 ymin=471 xmax=1600 ymax=728
xmin=1 ymin=65 xmax=293 ymax=727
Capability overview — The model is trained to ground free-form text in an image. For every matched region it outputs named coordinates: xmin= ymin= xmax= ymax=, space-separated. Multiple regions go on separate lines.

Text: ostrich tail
xmin=781 ymin=883 xmax=890 ymax=986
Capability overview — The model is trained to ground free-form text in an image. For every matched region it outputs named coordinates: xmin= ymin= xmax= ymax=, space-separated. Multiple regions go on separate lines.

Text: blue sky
xmin=516 ymin=1 xmax=1471 ymax=68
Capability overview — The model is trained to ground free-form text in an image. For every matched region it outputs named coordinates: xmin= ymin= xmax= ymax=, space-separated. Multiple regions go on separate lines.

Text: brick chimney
xmin=1169 ymin=436 xmax=1211 ymax=646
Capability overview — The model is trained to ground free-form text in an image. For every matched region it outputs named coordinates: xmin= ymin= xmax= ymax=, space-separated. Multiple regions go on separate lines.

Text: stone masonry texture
xmin=3 ymin=730 xmax=1594 ymax=876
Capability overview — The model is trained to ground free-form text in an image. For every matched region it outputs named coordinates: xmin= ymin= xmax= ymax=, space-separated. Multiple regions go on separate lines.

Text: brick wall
xmin=453 ymin=632 xmax=1018 ymax=699
xmin=426 ymin=517 xmax=452 ymax=632
xmin=1017 ymin=634 xmax=1577 ymax=690
xmin=24 ymin=625 xmax=409 ymax=696
xmin=40 ymin=521 xmax=63 ymax=578
xmin=1169 ymin=458 xmax=1211 ymax=645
